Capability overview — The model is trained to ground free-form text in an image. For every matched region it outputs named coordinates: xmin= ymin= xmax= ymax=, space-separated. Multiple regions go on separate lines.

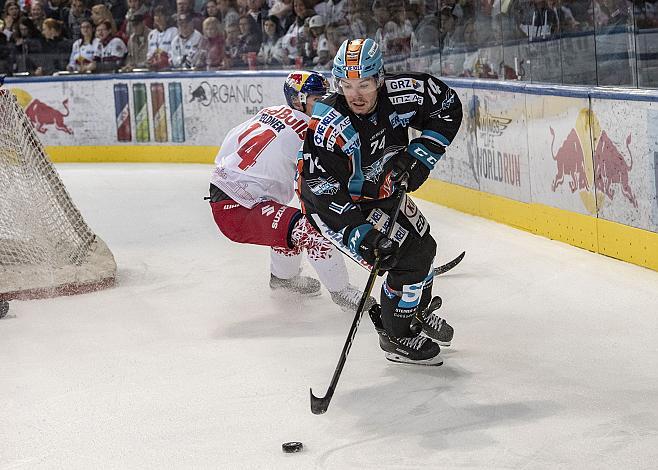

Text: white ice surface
xmin=1 ymin=164 xmax=658 ymax=470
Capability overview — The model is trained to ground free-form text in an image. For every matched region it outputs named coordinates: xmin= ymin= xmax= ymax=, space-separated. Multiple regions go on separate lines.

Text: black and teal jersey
xmin=297 ymin=71 xmax=463 ymax=242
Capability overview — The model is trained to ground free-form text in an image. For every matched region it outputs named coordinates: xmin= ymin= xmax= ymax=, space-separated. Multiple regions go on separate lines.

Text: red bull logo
xmin=593 ymin=131 xmax=637 ymax=208
xmin=287 ymin=73 xmax=303 ymax=86
xmin=550 ymin=109 xmax=637 ymax=210
xmin=25 ymin=98 xmax=73 ymax=135
xmin=550 ymin=127 xmax=589 ymax=193
xmin=10 ymin=88 xmax=73 ymax=135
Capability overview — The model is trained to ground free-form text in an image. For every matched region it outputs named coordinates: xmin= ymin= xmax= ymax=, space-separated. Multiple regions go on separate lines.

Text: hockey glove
xmin=358 ymin=229 xmax=400 ymax=271
xmin=391 ymin=150 xmax=430 ymax=192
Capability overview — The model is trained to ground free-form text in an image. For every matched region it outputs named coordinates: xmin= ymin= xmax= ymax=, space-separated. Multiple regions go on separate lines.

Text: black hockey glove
xmin=358 ymin=229 xmax=400 ymax=271
xmin=391 ymin=150 xmax=430 ymax=192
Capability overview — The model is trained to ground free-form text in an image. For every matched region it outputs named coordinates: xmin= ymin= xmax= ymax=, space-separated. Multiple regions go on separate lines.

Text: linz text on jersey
xmin=259 ymin=106 xmax=307 ymax=139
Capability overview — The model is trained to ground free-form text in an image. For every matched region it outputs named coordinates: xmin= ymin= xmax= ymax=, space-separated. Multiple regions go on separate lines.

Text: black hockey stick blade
xmin=433 ymin=251 xmax=466 ymax=276
xmin=310 ymin=388 xmax=331 ymax=415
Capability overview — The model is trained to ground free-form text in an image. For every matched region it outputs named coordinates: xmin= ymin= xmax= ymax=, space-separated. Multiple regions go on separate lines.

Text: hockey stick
xmin=310 ymin=179 xmax=408 ymax=415
xmin=433 ymin=251 xmax=466 ymax=276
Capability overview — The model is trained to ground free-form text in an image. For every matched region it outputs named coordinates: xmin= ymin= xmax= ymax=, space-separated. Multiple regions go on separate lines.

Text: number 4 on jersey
xmin=236 ymin=122 xmax=277 ymax=170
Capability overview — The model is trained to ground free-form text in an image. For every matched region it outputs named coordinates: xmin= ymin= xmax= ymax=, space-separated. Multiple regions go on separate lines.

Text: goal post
xmin=0 ymin=87 xmax=116 ymax=301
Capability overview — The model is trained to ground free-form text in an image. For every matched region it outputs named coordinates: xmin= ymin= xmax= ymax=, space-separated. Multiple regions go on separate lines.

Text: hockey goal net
xmin=0 ymin=87 xmax=116 ymax=301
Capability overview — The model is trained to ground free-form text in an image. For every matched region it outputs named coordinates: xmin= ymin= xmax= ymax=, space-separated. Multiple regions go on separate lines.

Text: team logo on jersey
xmin=385 ymin=78 xmax=424 ymax=94
xmin=306 ymin=176 xmax=341 ymax=195
xmin=390 ymin=94 xmax=424 ymax=106
xmin=389 ymin=111 xmax=416 ymax=128
xmin=362 ymin=146 xmax=402 ymax=183
xmin=261 ymin=205 xmax=276 ymax=216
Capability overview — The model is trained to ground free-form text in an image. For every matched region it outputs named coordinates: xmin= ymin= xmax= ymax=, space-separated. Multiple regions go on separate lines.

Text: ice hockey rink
xmin=1 ymin=163 xmax=657 ymax=469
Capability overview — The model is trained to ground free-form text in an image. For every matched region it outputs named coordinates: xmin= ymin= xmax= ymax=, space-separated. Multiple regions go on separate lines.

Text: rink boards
xmin=3 ymin=72 xmax=657 ymax=271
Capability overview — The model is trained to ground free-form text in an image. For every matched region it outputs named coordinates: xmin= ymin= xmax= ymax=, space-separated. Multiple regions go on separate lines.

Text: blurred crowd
xmin=0 ymin=0 xmax=657 ymax=81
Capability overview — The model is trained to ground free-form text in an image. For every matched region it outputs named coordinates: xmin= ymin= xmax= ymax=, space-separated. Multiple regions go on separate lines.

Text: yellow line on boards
xmin=46 ymin=146 xmax=219 ymax=163
xmin=414 ymin=178 xmax=658 ymax=272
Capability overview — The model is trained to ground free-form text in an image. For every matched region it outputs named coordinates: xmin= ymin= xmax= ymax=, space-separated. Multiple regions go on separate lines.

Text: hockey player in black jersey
xmin=297 ymin=38 xmax=463 ymax=365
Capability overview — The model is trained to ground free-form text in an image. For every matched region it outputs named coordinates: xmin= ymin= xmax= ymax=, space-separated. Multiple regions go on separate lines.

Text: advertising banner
xmin=590 ymin=95 xmax=658 ymax=232
xmin=6 ymin=73 xmax=280 ymax=149
xmin=526 ymin=92 xmax=596 ymax=215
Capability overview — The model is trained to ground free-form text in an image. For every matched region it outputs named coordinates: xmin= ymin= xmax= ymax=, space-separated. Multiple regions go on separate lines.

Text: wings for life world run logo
xmin=10 ymin=88 xmax=73 ymax=135
xmin=465 ymin=95 xmax=521 ymax=187
xmin=549 ymin=108 xmax=638 ymax=213
xmin=113 ymin=82 xmax=186 ymax=143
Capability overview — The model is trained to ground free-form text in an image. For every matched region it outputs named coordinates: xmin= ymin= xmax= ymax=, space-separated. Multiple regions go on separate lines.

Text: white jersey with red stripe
xmin=210 ymin=105 xmax=309 ymax=208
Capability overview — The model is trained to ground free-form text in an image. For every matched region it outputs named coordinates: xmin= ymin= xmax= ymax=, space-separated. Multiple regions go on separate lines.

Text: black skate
xmin=410 ymin=296 xmax=454 ymax=346
xmin=368 ymin=304 xmax=442 ymax=366
xmin=269 ymin=274 xmax=321 ymax=296
xmin=330 ymin=284 xmax=377 ymax=313
xmin=378 ymin=330 xmax=443 ymax=366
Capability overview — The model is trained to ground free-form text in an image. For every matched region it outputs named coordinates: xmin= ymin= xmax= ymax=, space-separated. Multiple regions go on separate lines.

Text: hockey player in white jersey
xmin=209 ymin=71 xmax=375 ymax=312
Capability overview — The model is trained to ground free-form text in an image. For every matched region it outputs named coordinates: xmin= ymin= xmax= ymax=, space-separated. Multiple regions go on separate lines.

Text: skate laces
xmin=423 ymin=311 xmax=444 ymax=330
xmin=397 ymin=335 xmax=428 ymax=351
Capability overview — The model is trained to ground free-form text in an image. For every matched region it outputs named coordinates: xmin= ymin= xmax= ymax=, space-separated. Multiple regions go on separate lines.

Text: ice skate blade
xmin=384 ymin=352 xmax=443 ymax=366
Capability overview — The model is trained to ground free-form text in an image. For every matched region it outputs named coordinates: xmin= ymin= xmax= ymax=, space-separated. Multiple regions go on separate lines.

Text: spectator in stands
xmin=103 ymin=0 xmax=127 ymax=29
xmin=246 ymin=0 xmax=268 ymax=31
xmin=204 ymin=0 xmax=219 ymax=18
xmin=119 ymin=0 xmax=153 ymax=39
xmin=147 ymin=5 xmax=177 ymax=69
xmin=520 ymin=0 xmax=559 ymax=40
xmin=593 ymin=0 xmax=631 ymax=27
xmin=346 ymin=0 xmax=377 ymax=37
xmin=223 ymin=19 xmax=240 ymax=64
xmin=256 ymin=14 xmax=283 ymax=66
xmin=91 ymin=4 xmax=117 ymax=34
xmin=278 ymin=0 xmax=313 ymax=64
xmin=29 ymin=0 xmax=46 ymax=33
xmin=323 ymin=0 xmax=347 ymax=27
xmin=39 ymin=17 xmax=70 ymax=73
xmin=44 ymin=0 xmax=68 ymax=24
xmin=11 ymin=16 xmax=43 ymax=74
xmin=121 ymin=12 xmax=150 ymax=69
xmin=306 ymin=13 xmax=327 ymax=65
xmin=170 ymin=12 xmax=202 ymax=67
xmin=0 ymin=29 xmax=11 ymax=74
xmin=2 ymin=0 xmax=22 ymax=40
xmin=413 ymin=0 xmax=440 ymax=54
xmin=370 ymin=0 xmax=389 ymax=36
xmin=236 ymin=12 xmax=260 ymax=63
xmin=324 ymin=21 xmax=348 ymax=55
xmin=375 ymin=2 xmax=414 ymax=56
xmin=92 ymin=18 xmax=126 ymax=72
xmin=545 ymin=0 xmax=576 ymax=32
xmin=563 ymin=0 xmax=593 ymax=28
xmin=216 ymin=0 xmax=240 ymax=27
xmin=174 ymin=0 xmax=203 ymax=31
xmin=67 ymin=17 xmax=96 ymax=70
xmin=268 ymin=0 xmax=293 ymax=34
xmin=195 ymin=16 xmax=225 ymax=68
xmin=65 ymin=0 xmax=90 ymax=42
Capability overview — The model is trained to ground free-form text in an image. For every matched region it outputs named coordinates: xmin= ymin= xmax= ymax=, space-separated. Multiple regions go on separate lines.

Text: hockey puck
xmin=282 ymin=441 xmax=303 ymax=453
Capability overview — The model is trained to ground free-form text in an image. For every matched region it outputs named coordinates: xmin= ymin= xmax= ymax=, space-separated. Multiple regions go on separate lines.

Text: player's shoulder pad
xmin=307 ymin=94 xmax=359 ymax=154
